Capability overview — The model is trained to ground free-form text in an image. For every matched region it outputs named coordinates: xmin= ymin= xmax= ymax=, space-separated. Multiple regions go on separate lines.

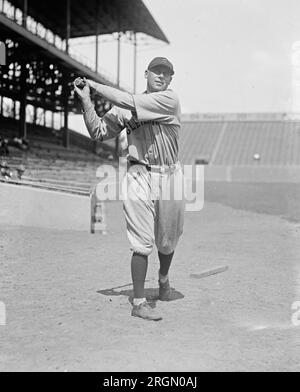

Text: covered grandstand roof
xmin=8 ymin=0 xmax=169 ymax=42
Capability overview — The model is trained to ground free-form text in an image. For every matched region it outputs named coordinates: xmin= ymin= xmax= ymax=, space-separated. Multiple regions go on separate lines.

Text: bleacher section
xmin=180 ymin=120 xmax=300 ymax=166
xmin=1 ymin=155 xmax=100 ymax=195
xmin=2 ymin=117 xmax=300 ymax=190
xmin=1 ymin=153 xmax=105 ymax=194
xmin=0 ymin=117 xmax=115 ymax=161
xmin=179 ymin=122 xmax=225 ymax=165
xmin=0 ymin=118 xmax=115 ymax=194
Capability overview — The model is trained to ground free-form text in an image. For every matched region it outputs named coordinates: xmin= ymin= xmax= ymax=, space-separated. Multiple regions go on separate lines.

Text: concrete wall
xmin=204 ymin=165 xmax=300 ymax=183
xmin=0 ymin=183 xmax=90 ymax=231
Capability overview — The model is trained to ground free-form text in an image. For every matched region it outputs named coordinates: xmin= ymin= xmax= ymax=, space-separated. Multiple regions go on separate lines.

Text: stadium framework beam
xmin=0 ymin=0 xmax=170 ymax=150
xmin=8 ymin=0 xmax=169 ymax=42
xmin=0 ymin=12 xmax=114 ymax=85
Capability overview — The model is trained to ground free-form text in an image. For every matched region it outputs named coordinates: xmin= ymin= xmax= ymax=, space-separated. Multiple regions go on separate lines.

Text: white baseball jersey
xmin=83 ymin=88 xmax=184 ymax=255
xmin=83 ymin=89 xmax=181 ymax=166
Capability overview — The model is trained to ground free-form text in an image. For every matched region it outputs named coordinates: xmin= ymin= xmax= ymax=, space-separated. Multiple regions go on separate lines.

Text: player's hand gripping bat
xmin=74 ymin=77 xmax=87 ymax=89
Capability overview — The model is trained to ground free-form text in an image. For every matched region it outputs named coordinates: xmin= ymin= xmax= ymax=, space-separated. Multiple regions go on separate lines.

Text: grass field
xmin=0 ymin=181 xmax=300 ymax=371
xmin=205 ymin=182 xmax=300 ymax=223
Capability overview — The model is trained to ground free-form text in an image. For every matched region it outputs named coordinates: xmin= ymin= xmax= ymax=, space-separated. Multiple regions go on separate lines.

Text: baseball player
xmin=74 ymin=57 xmax=184 ymax=321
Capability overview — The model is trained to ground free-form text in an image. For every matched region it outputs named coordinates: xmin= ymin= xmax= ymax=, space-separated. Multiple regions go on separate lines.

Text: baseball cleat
xmin=131 ymin=301 xmax=162 ymax=321
xmin=158 ymin=278 xmax=171 ymax=301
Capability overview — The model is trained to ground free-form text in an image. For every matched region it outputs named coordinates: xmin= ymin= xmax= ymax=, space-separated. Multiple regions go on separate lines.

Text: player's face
xmin=145 ymin=66 xmax=173 ymax=92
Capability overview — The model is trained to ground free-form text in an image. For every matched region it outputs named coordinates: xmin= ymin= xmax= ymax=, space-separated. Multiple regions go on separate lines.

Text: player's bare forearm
xmin=87 ymin=80 xmax=135 ymax=111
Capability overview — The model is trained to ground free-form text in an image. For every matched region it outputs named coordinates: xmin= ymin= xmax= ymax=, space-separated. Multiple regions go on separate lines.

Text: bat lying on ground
xmin=190 ymin=265 xmax=229 ymax=279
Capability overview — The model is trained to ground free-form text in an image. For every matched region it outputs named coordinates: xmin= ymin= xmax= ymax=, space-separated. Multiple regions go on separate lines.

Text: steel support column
xmin=95 ymin=35 xmax=99 ymax=73
xmin=95 ymin=2 xmax=99 ymax=73
xmin=117 ymin=32 xmax=121 ymax=88
xmin=133 ymin=32 xmax=137 ymax=93
xmin=66 ymin=0 xmax=71 ymax=54
xmin=115 ymin=31 xmax=121 ymax=158
xmin=22 ymin=0 xmax=28 ymax=28
xmin=62 ymin=75 xmax=69 ymax=148
xmin=19 ymin=62 xmax=27 ymax=139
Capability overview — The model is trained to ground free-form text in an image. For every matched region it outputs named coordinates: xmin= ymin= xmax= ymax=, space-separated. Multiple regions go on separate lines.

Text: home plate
xmin=190 ymin=266 xmax=229 ymax=279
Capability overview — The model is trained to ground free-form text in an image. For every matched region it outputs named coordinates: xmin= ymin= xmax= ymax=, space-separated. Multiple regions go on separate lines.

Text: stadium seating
xmin=180 ymin=120 xmax=300 ymax=166
xmin=2 ymin=117 xmax=300 ymax=192
xmin=179 ymin=121 xmax=224 ymax=165
xmin=0 ymin=118 xmax=116 ymax=194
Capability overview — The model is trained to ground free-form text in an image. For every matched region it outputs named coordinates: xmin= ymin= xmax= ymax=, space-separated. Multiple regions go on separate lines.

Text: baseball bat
xmin=190 ymin=265 xmax=228 ymax=279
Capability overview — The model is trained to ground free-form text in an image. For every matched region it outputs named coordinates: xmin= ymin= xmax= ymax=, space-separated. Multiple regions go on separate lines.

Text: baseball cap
xmin=147 ymin=57 xmax=174 ymax=75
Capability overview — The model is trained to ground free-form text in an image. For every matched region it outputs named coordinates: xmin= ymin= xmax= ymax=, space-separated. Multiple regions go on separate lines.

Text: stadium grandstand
xmin=0 ymin=0 xmax=169 ymax=195
xmin=180 ymin=112 xmax=300 ymax=182
xmin=1 ymin=0 xmax=300 ymax=196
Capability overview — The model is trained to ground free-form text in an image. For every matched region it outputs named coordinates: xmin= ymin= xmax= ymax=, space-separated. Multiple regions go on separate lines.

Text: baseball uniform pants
xmin=122 ymin=162 xmax=185 ymax=256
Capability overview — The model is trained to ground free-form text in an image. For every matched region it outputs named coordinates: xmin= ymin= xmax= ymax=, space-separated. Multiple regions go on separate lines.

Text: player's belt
xmin=128 ymin=161 xmax=180 ymax=174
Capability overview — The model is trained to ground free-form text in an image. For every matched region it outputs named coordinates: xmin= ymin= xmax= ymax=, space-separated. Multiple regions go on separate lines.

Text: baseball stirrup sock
xmin=131 ymin=253 xmax=148 ymax=299
xmin=158 ymin=251 xmax=174 ymax=277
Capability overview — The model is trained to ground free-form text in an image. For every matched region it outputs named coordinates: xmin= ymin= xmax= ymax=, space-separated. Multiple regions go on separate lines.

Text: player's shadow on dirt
xmin=97 ymin=285 xmax=184 ymax=304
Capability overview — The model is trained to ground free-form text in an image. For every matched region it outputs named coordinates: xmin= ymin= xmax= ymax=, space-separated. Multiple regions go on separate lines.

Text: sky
xmin=70 ymin=0 xmax=300 ymax=124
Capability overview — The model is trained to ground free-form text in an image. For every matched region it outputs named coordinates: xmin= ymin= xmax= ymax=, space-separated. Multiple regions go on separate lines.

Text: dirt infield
xmin=0 ymin=182 xmax=300 ymax=371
